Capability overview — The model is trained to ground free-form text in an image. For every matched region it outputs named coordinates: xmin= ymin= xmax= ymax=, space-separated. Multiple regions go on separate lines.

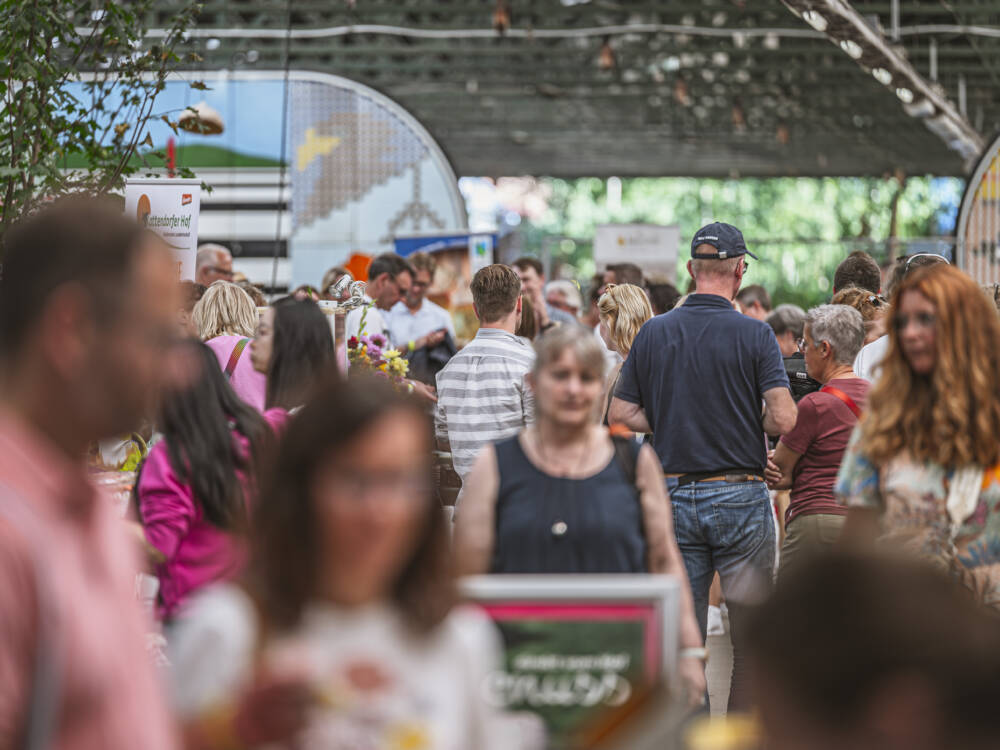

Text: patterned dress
xmin=835 ymin=429 xmax=1000 ymax=609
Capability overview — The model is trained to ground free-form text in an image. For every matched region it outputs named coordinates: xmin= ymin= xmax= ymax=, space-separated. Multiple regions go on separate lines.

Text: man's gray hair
xmin=545 ymin=279 xmax=583 ymax=311
xmin=767 ymin=304 xmax=806 ymax=339
xmin=196 ymin=242 xmax=231 ymax=270
xmin=807 ymin=304 xmax=865 ymax=365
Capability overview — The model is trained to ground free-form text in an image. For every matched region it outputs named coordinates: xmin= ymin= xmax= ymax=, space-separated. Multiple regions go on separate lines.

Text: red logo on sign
xmin=181 ymin=193 xmax=192 ymax=205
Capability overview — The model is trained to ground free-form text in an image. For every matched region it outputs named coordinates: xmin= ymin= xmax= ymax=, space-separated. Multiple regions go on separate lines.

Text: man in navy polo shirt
xmin=610 ymin=222 xmax=797 ymax=711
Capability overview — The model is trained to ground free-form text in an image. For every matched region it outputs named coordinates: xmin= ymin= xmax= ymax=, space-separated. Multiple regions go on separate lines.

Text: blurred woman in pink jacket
xmin=137 ymin=340 xmax=278 ymax=620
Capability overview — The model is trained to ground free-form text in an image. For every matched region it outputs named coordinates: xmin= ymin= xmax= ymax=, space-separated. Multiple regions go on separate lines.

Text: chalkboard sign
xmin=460 ymin=575 xmax=680 ymax=748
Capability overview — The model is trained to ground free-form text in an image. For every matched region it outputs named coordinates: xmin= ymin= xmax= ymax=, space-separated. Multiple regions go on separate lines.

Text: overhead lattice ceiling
xmin=151 ymin=0 xmax=1000 ymax=178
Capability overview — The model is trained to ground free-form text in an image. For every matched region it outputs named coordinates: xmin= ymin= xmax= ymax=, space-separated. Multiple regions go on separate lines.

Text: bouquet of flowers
xmin=346 ymin=332 xmax=410 ymax=387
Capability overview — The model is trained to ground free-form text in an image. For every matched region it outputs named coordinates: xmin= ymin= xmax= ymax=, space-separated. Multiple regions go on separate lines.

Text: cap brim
xmin=744 ymin=249 xmax=759 ymax=260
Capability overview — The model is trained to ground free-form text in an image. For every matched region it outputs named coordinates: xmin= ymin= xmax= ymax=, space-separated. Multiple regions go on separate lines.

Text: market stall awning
xmin=151 ymin=0 xmax=1000 ymax=178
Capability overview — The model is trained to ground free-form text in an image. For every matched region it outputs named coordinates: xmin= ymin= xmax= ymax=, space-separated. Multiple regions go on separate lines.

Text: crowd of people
xmin=2 ymin=195 xmax=1000 ymax=749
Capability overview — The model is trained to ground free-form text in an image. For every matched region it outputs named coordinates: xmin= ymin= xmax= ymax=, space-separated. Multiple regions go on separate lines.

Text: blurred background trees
xmin=512 ymin=175 xmax=961 ymax=307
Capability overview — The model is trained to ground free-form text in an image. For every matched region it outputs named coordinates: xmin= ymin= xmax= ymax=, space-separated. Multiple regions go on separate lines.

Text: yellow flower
xmin=390 ymin=357 xmax=408 ymax=377
xmin=386 ymin=723 xmax=430 ymax=750
xmin=383 ymin=349 xmax=401 ymax=360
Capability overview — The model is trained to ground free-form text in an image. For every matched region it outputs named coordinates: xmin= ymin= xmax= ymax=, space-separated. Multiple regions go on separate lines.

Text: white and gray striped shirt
xmin=434 ymin=327 xmax=535 ymax=483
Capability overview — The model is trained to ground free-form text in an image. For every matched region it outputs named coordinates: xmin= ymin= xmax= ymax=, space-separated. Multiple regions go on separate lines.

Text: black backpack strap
xmin=611 ymin=434 xmax=640 ymax=489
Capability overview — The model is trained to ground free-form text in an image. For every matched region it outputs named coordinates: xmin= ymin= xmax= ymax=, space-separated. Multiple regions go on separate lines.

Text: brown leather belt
xmin=665 ymin=472 xmax=765 ymax=487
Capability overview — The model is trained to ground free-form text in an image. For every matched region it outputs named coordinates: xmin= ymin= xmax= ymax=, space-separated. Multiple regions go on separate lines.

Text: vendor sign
xmin=124 ymin=178 xmax=201 ymax=280
xmin=594 ymin=223 xmax=679 ymax=280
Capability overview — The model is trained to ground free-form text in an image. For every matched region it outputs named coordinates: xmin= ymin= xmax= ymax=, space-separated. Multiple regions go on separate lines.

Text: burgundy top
xmin=780 ymin=377 xmax=870 ymax=525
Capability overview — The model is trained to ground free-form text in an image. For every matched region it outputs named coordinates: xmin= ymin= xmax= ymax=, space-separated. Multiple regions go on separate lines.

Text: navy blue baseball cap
xmin=691 ymin=222 xmax=758 ymax=260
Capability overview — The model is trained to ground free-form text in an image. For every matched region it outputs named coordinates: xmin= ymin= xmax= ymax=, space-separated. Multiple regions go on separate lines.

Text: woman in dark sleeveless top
xmin=454 ymin=325 xmax=706 ymax=706
xmin=489 ymin=432 xmax=645 ymax=572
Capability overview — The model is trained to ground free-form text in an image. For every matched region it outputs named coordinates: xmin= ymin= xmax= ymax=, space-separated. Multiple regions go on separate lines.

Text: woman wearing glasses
xmin=852 ymin=252 xmax=948 ymax=381
xmin=764 ymin=305 xmax=869 ymax=575
xmin=837 ymin=264 xmax=1000 ymax=610
xmin=170 ymin=378 xmax=512 ymax=749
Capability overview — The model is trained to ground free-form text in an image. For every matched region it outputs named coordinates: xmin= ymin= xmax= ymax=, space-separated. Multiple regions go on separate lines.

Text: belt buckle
xmin=723 ymin=473 xmax=747 ymax=483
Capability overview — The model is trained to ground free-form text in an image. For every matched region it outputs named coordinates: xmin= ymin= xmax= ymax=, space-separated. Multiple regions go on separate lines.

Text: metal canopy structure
xmin=150 ymin=0 xmax=1000 ymax=178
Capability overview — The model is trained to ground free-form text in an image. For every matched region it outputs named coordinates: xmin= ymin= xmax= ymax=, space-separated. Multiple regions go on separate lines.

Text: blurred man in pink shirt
xmin=0 ymin=198 xmax=183 ymax=749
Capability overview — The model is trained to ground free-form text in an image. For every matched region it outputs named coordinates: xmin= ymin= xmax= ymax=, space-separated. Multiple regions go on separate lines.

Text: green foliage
xmin=522 ymin=176 xmax=962 ymax=308
xmin=0 ymin=0 xmax=202 ymax=240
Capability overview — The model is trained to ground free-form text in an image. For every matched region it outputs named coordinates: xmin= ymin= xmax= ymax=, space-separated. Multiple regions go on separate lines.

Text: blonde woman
xmin=193 ymin=281 xmax=266 ymax=411
xmin=598 ymin=283 xmax=653 ymax=426
xmin=830 ymin=286 xmax=887 ymax=344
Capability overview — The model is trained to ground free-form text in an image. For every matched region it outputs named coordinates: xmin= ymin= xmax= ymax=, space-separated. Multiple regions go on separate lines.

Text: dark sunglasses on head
xmin=867 ymin=295 xmax=885 ymax=308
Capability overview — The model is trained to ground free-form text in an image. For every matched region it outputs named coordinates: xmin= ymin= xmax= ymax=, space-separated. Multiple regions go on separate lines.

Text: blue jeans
xmin=667 ymin=478 xmax=776 ymax=712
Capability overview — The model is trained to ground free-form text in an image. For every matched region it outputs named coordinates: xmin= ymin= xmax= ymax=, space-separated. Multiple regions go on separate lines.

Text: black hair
xmin=0 ymin=195 xmax=146 ymax=357
xmin=647 ymin=282 xmax=681 ymax=315
xmin=747 ymin=552 xmax=1000 ymax=743
xmin=156 ymin=340 xmax=269 ymax=531
xmin=266 ymin=298 xmax=337 ymax=410
xmin=367 ymin=253 xmax=415 ymax=283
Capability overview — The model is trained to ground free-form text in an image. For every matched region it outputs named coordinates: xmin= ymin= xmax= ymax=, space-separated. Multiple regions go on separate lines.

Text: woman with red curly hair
xmin=836 ymin=264 xmax=1000 ymax=608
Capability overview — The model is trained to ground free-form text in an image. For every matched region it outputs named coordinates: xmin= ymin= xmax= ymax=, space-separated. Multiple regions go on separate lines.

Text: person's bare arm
xmin=767 ymin=442 xmax=802 ymax=490
xmin=762 ymin=386 xmax=797 ymax=436
xmin=608 ymin=397 xmax=652 ymax=434
xmin=453 ymin=445 xmax=500 ymax=576
xmin=634 ymin=444 xmax=705 ymax=707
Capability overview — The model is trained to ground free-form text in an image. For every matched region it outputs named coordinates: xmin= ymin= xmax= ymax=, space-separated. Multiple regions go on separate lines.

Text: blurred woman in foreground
xmin=454 ymin=325 xmax=706 ymax=707
xmin=837 ymin=264 xmax=1000 ymax=608
xmin=170 ymin=377 xmax=510 ymax=749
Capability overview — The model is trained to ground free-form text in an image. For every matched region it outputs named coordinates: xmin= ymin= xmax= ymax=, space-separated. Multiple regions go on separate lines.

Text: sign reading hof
xmin=460 ymin=575 xmax=680 ymax=748
xmin=124 ymin=178 xmax=201 ymax=280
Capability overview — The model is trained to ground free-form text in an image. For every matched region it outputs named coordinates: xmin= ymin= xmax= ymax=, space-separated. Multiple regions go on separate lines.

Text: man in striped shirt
xmin=435 ymin=264 xmax=535 ymax=488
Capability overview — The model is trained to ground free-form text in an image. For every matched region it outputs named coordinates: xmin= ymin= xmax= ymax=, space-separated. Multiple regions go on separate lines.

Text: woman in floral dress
xmin=836 ymin=264 xmax=1000 ymax=608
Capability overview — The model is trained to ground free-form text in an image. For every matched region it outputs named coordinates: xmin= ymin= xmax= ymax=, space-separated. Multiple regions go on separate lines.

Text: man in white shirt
xmin=345 ymin=253 xmax=415 ymax=343
xmin=387 ymin=251 xmax=456 ymax=351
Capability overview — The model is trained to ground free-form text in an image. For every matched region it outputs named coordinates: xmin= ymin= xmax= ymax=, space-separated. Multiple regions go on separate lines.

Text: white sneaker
xmin=707 ymin=604 xmax=725 ymax=636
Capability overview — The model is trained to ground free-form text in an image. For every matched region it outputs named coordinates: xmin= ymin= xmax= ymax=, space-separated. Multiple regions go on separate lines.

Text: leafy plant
xmin=0 ymin=0 xmax=203 ymax=241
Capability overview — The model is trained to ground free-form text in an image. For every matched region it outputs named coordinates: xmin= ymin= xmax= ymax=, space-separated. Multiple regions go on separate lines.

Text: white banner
xmin=124 ymin=178 xmax=201 ymax=280
xmin=469 ymin=234 xmax=494 ymax=275
xmin=594 ymin=223 xmax=680 ymax=280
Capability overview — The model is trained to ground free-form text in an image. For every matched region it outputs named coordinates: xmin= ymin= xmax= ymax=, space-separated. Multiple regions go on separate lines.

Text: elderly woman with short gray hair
xmin=765 ymin=304 xmax=870 ymax=575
